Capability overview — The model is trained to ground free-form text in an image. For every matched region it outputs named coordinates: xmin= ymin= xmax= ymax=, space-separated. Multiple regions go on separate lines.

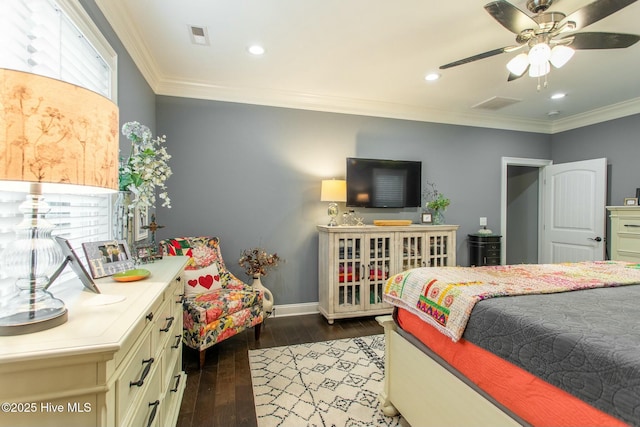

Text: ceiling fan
xmin=440 ymin=0 xmax=640 ymax=85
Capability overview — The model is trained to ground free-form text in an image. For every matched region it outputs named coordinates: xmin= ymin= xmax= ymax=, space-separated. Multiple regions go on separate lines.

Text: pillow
xmin=183 ymin=263 xmax=221 ymax=297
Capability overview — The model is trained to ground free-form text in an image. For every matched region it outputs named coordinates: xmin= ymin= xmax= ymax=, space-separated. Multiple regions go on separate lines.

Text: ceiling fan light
xmin=529 ymin=61 xmax=550 ymax=77
xmin=507 ymin=53 xmax=529 ymax=76
xmin=550 ymin=45 xmax=575 ymax=68
xmin=528 ymin=43 xmax=551 ymax=66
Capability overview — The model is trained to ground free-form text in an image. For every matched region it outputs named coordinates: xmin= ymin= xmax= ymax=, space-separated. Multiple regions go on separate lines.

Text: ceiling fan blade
xmin=485 ymin=1 xmax=539 ymax=34
xmin=440 ymin=47 xmax=511 ymax=69
xmin=560 ymin=32 xmax=640 ymax=49
xmin=560 ymin=0 xmax=638 ymax=31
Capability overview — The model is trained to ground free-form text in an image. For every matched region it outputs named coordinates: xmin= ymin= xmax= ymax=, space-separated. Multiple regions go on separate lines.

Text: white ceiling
xmin=96 ymin=0 xmax=640 ymax=133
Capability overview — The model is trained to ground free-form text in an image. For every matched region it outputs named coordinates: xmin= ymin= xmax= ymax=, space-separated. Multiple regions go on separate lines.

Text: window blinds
xmin=0 ymin=0 xmax=116 ymax=281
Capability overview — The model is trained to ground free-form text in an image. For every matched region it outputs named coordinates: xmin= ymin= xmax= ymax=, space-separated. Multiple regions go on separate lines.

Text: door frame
xmin=500 ymin=157 xmax=552 ymax=265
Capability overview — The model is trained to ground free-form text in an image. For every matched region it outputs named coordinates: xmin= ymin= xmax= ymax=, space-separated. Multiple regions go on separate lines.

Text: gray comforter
xmin=463 ymin=285 xmax=640 ymax=425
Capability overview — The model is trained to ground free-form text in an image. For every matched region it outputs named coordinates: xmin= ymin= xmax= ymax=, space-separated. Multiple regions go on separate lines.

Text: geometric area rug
xmin=249 ymin=334 xmax=404 ymax=427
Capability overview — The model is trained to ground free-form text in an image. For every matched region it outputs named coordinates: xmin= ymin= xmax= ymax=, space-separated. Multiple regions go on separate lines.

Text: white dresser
xmin=607 ymin=206 xmax=640 ymax=262
xmin=0 ymin=256 xmax=188 ymax=427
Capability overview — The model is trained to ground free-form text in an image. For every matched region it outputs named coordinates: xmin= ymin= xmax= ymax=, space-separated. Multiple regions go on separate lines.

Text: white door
xmin=540 ymin=158 xmax=606 ymax=263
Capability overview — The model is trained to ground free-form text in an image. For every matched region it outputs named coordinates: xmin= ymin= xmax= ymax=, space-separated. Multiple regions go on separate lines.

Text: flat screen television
xmin=346 ymin=157 xmax=421 ymax=208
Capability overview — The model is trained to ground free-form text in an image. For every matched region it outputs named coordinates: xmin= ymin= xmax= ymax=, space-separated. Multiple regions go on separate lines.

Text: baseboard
xmin=271 ymin=302 xmax=319 ymax=317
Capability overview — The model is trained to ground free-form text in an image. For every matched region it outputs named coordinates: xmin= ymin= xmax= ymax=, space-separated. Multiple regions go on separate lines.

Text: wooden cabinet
xmin=468 ymin=234 xmax=502 ymax=266
xmin=0 ymin=256 xmax=188 ymax=427
xmin=607 ymin=206 xmax=640 ymax=262
xmin=318 ymin=225 xmax=458 ymax=323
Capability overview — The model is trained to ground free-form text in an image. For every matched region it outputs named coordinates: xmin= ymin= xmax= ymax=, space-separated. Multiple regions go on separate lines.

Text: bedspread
xmin=383 ymin=261 xmax=640 ymax=341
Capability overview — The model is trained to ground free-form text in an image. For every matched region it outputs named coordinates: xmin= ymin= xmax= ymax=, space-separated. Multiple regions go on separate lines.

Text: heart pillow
xmin=183 ymin=263 xmax=221 ymax=297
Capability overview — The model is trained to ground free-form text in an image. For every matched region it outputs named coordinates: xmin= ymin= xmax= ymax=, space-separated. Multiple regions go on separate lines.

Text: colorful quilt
xmin=383 ymin=261 xmax=640 ymax=341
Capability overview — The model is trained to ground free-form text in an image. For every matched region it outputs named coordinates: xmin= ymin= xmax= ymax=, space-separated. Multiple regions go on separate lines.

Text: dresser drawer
xmin=117 ymin=334 xmax=154 ymax=424
xmin=127 ymin=365 xmax=162 ymax=427
xmin=618 ymin=218 xmax=640 ymax=235
xmin=152 ymin=298 xmax=175 ymax=354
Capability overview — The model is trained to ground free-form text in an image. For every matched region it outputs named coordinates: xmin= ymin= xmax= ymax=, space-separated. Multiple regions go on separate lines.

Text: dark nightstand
xmin=468 ymin=233 xmax=502 ymax=266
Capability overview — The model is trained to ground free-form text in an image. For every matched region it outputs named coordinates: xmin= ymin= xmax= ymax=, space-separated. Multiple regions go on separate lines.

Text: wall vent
xmin=472 ymin=96 xmax=522 ymax=110
xmin=189 ymin=25 xmax=210 ymax=46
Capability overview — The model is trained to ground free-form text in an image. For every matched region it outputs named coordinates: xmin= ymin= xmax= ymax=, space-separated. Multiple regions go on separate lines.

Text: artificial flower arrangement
xmin=238 ymin=247 xmax=283 ymax=277
xmin=423 ymin=181 xmax=450 ymax=212
xmin=119 ymin=121 xmax=173 ymax=212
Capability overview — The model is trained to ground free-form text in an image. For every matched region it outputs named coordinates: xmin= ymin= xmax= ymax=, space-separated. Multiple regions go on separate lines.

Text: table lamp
xmin=0 ymin=69 xmax=119 ymax=335
xmin=320 ymin=179 xmax=346 ymax=226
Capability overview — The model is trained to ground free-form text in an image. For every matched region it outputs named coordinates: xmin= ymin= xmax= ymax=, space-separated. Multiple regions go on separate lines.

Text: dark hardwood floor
xmin=176 ymin=313 xmax=384 ymax=427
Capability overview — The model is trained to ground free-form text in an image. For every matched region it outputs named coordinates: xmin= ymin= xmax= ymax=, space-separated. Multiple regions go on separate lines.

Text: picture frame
xmin=51 ymin=236 xmax=101 ymax=293
xmin=421 ymin=212 xmax=433 ymax=224
xmin=135 ymin=205 xmax=149 ymax=241
xmin=624 ymin=197 xmax=638 ymax=206
xmin=134 ymin=243 xmax=156 ymax=264
xmin=82 ymin=239 xmax=135 ymax=278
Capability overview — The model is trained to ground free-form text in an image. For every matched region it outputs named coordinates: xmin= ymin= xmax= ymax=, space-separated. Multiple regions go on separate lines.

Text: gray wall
xmin=155 ymin=96 xmax=550 ymax=305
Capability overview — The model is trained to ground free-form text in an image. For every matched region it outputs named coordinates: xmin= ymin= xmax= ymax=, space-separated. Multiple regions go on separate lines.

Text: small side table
xmin=468 ymin=233 xmax=502 ymax=266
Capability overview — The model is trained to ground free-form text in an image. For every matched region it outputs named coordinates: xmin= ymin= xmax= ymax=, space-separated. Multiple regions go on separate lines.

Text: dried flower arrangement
xmin=238 ymin=248 xmax=282 ymax=277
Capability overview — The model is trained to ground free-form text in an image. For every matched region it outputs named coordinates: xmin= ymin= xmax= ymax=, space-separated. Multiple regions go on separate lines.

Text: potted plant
xmin=423 ymin=182 xmax=450 ymax=224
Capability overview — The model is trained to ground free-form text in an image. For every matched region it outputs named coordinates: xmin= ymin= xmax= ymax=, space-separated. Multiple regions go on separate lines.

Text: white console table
xmin=0 ymin=256 xmax=188 ymax=427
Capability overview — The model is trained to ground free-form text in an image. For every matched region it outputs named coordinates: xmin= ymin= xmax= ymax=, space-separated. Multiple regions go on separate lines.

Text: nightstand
xmin=468 ymin=233 xmax=502 ymax=266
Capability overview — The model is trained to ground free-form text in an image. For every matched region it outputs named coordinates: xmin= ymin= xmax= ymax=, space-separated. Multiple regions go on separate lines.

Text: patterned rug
xmin=249 ymin=334 xmax=403 ymax=427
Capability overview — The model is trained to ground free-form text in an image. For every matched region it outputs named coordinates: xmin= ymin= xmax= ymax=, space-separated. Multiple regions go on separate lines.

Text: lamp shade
xmin=506 ymin=53 xmax=529 ymax=76
xmin=550 ymin=45 xmax=575 ymax=68
xmin=320 ymin=179 xmax=346 ymax=202
xmin=0 ymin=68 xmax=119 ymax=194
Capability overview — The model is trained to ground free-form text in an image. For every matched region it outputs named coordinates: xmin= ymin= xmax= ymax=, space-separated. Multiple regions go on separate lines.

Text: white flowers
xmin=119 ymin=121 xmax=173 ymax=213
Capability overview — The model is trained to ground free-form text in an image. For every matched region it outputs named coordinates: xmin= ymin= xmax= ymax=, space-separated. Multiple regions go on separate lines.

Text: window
xmin=0 ymin=0 xmax=117 ymax=280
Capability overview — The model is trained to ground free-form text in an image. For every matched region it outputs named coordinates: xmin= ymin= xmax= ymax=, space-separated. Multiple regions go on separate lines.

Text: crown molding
xmin=550 ymin=97 xmax=640 ymax=133
xmin=155 ymin=77 xmax=554 ymax=134
xmin=95 ymin=0 xmax=162 ymax=92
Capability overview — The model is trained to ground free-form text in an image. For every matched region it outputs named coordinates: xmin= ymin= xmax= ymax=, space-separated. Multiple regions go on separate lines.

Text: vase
xmin=252 ymin=274 xmax=275 ymax=317
xmin=432 ymin=209 xmax=445 ymax=225
xmin=113 ymin=191 xmax=134 ymax=247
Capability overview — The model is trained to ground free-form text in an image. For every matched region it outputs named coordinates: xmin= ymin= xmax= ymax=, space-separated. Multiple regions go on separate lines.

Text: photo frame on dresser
xmin=624 ymin=197 xmax=638 ymax=206
xmin=82 ymin=240 xmax=135 ymax=278
xmin=52 ymin=236 xmax=101 ymax=293
xmin=421 ymin=212 xmax=433 ymax=224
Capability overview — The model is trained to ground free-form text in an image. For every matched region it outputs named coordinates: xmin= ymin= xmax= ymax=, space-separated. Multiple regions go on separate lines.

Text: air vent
xmin=472 ymin=96 xmax=522 ymax=111
xmin=189 ymin=25 xmax=210 ymax=46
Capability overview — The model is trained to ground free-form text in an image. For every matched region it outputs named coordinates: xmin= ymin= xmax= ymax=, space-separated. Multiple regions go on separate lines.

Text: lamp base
xmin=0 ymin=290 xmax=68 ymax=336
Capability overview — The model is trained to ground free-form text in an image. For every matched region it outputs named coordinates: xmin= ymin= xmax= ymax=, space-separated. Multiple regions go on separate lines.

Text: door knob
xmin=588 ymin=237 xmax=603 ymax=242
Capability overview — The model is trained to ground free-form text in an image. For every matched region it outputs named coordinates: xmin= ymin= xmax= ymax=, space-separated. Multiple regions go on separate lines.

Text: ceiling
xmin=96 ymin=0 xmax=640 ymax=134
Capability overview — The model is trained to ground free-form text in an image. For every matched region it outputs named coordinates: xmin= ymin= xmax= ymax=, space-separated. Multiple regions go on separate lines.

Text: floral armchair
xmin=159 ymin=236 xmax=264 ymax=369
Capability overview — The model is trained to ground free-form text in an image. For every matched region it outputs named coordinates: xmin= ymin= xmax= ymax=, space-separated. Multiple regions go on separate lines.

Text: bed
xmin=378 ymin=261 xmax=640 ymax=427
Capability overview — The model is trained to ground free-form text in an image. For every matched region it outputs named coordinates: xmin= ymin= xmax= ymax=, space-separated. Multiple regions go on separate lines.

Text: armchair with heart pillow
xmin=160 ymin=236 xmax=264 ymax=369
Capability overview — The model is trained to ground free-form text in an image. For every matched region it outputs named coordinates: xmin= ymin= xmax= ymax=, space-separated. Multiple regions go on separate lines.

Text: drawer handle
xmin=160 ymin=316 xmax=175 ymax=333
xmin=624 ymin=224 xmax=640 ymax=228
xmin=146 ymin=312 xmax=154 ymax=322
xmin=172 ymin=335 xmax=181 ymax=349
xmin=176 ymin=276 xmax=182 ymax=282
xmin=146 ymin=400 xmax=160 ymax=427
xmin=170 ymin=374 xmax=182 ymax=393
xmin=130 ymin=358 xmax=155 ymax=388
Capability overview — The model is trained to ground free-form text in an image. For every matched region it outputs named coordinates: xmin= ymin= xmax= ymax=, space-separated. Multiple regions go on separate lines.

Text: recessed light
xmin=424 ymin=73 xmax=440 ymax=82
xmin=248 ymin=45 xmax=265 ymax=55
xmin=551 ymin=92 xmax=566 ymax=100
